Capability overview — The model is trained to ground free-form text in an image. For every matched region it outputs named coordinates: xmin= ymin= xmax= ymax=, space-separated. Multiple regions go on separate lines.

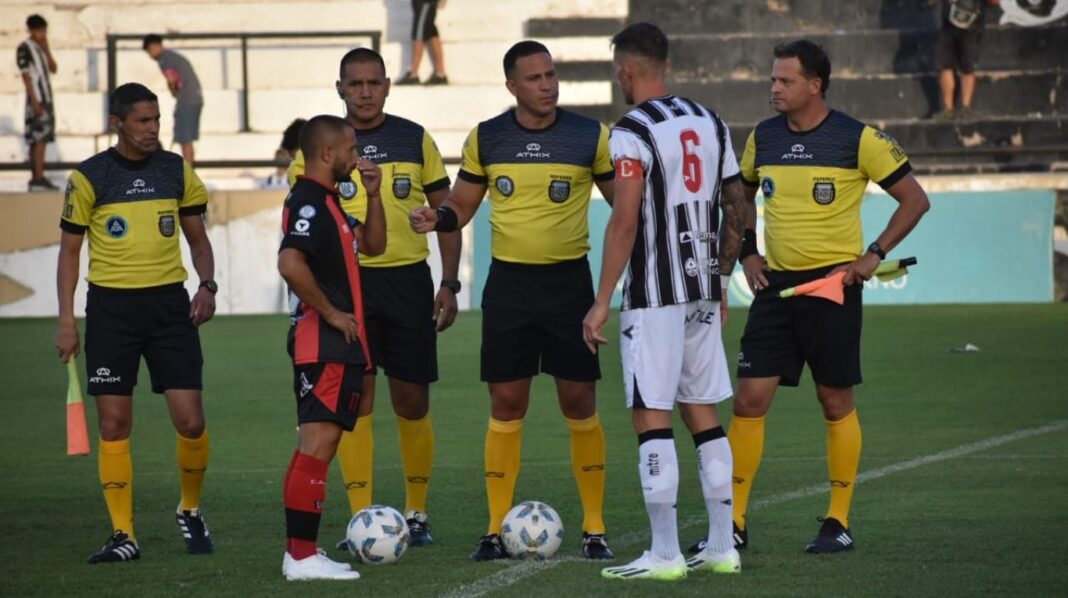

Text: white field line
xmin=435 ymin=419 xmax=1068 ymax=598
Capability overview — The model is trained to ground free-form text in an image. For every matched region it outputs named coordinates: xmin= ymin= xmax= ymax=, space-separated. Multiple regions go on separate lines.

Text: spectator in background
xmin=262 ymin=118 xmax=306 ymax=189
xmin=18 ymin=14 xmax=58 ymax=191
xmin=143 ymin=34 xmax=204 ymax=165
xmin=395 ymin=0 xmax=449 ymax=85
xmin=934 ymin=0 xmax=1000 ymax=122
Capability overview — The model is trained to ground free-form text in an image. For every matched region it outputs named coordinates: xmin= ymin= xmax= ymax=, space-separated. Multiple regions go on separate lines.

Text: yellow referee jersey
xmin=59 ymin=148 xmax=208 ymax=289
xmin=288 ymin=114 xmax=450 ymax=268
xmin=458 ymin=108 xmax=614 ymax=265
xmin=740 ymin=110 xmax=911 ymax=271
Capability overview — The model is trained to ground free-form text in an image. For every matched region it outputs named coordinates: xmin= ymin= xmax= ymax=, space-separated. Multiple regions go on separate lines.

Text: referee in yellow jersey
xmin=55 ymin=83 xmax=218 ymax=563
xmin=689 ymin=40 xmax=930 ymax=556
xmin=410 ymin=40 xmax=616 ymax=561
xmin=288 ymin=48 xmax=459 ymax=547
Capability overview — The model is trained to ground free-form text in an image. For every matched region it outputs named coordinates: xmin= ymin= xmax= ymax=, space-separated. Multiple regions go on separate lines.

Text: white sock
xmin=696 ymin=431 xmax=734 ymax=555
xmin=638 ymin=432 xmax=681 ymax=561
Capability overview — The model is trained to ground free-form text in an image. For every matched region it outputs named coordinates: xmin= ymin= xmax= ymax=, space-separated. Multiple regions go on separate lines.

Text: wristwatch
xmin=199 ymin=279 xmax=219 ymax=294
xmin=440 ymin=279 xmax=461 ymax=294
xmin=866 ymin=241 xmax=886 ymax=260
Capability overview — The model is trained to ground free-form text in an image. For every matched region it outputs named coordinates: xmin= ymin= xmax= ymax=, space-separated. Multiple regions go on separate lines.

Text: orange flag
xmin=66 ymin=356 xmax=91 ymax=456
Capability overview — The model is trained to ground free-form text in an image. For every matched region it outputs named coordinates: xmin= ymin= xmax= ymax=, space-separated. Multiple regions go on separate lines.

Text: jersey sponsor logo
xmin=781 ymin=143 xmax=813 ymax=160
xmin=299 ymin=205 xmax=317 ymax=219
xmin=125 ymin=177 xmax=156 ymax=196
xmin=615 ymin=158 xmax=643 ymax=180
xmin=495 ymin=175 xmax=515 ymax=197
xmin=874 ymin=129 xmax=907 ymax=163
xmin=548 ymin=178 xmax=571 ymax=203
xmin=362 ymin=144 xmax=388 ymax=161
xmin=158 ymin=213 xmax=176 ymax=237
xmin=515 ymin=142 xmax=551 ymax=159
xmin=393 ymin=175 xmax=412 ymax=199
xmin=63 ymin=179 xmax=75 ymax=219
xmin=685 ymin=257 xmax=700 ymax=277
xmin=90 ymin=366 xmax=122 ymax=384
xmin=813 ymin=180 xmax=836 ymax=205
xmin=339 ymin=180 xmax=357 ymax=199
xmin=680 ymin=231 xmax=717 ymax=243
xmin=292 ymin=218 xmax=311 ymax=236
xmin=761 ymin=176 xmax=775 ymax=198
xmin=105 ymin=215 xmax=128 ymax=238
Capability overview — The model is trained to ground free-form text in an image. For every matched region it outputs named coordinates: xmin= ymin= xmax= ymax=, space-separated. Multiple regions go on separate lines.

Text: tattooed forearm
xmin=718 ymin=179 xmax=747 ymax=275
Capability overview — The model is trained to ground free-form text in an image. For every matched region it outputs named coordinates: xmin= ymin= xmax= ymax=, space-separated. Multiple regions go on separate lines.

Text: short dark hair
xmin=299 ymin=114 xmax=351 ymax=158
xmin=109 ymin=83 xmax=158 ymax=118
xmin=773 ymin=40 xmax=831 ymax=96
xmin=611 ymin=22 xmax=669 ymax=63
xmin=27 ymin=14 xmax=48 ymax=30
xmin=502 ymin=40 xmax=551 ymax=77
xmin=281 ymin=118 xmax=307 ymax=153
xmin=142 ymin=34 xmax=163 ymax=50
xmin=339 ymin=47 xmax=386 ymax=79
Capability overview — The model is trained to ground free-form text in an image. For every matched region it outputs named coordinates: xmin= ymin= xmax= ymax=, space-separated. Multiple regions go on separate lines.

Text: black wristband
xmin=740 ymin=229 xmax=759 ymax=259
xmin=433 ymin=206 xmax=458 ymax=233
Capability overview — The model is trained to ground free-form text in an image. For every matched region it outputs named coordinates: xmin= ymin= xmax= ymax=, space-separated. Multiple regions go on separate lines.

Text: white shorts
xmin=621 ymin=300 xmax=733 ymax=410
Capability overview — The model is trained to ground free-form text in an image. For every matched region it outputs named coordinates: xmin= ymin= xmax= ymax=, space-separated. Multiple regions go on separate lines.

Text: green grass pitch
xmin=2 ymin=304 xmax=1066 ymax=596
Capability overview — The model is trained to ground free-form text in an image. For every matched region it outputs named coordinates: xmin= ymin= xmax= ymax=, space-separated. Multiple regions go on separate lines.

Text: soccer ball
xmin=346 ymin=505 xmax=409 ymax=565
xmin=501 ymin=500 xmax=564 ymax=560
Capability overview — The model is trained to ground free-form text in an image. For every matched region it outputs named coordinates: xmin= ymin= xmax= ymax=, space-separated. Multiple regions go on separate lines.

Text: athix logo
xmin=781 ymin=142 xmax=813 ymax=160
xmin=125 ymin=178 xmax=156 ymax=195
xmin=516 ymin=142 xmax=550 ymax=159
xmin=90 ymin=367 xmax=122 ymax=384
xmin=362 ymin=144 xmax=388 ymax=160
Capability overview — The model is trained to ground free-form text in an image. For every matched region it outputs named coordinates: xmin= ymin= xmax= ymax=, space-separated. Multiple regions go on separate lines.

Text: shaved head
xmin=299 ymin=114 xmax=351 ymax=158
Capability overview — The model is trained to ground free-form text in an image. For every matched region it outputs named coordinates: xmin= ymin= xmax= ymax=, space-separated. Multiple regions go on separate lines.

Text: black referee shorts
xmin=737 ymin=265 xmax=862 ymax=388
xmin=361 ymin=261 xmax=438 ymax=384
xmin=85 ymin=283 xmax=203 ymax=396
xmin=481 ymin=257 xmax=600 ymax=383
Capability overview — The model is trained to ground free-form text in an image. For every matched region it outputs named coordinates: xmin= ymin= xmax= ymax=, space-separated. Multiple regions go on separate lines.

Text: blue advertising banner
xmin=471 ymin=190 xmax=1054 ymax=307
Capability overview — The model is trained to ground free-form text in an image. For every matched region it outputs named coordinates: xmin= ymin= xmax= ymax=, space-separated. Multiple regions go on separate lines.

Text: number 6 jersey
xmin=610 ymin=95 xmax=739 ymax=310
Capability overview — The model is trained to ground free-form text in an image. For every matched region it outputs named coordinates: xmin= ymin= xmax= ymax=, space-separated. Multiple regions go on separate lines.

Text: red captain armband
xmin=615 ymin=158 xmax=643 ymax=180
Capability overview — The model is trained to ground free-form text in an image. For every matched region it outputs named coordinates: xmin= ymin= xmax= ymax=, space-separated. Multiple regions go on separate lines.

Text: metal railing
xmin=105 ymin=30 xmax=381 ymax=132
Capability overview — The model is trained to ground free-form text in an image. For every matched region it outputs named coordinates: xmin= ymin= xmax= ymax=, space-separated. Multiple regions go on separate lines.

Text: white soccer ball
xmin=501 ymin=500 xmax=564 ymax=560
xmin=346 ymin=505 xmax=410 ymax=565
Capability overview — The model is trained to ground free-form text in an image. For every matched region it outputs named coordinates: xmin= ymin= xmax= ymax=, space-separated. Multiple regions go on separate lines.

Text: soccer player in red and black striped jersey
xmin=277 ymin=115 xmax=385 ymax=581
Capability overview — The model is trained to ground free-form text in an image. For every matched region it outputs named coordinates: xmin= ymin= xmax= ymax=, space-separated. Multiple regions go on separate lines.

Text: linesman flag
xmin=66 ymin=356 xmax=91 ymax=456
xmin=778 ymin=257 xmax=918 ymax=304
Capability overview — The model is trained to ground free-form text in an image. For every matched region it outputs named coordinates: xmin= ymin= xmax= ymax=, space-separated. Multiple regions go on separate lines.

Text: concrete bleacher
xmin=626 ymin=0 xmax=1067 ymax=172
xmin=0 ymin=0 xmax=626 ymax=187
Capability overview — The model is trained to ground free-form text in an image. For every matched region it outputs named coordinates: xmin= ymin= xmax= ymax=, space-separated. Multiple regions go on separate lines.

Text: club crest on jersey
xmin=158 ymin=214 xmax=176 ymax=237
xmin=761 ymin=177 xmax=775 ymax=198
xmin=105 ymin=216 xmax=128 ymax=238
xmin=299 ymin=205 xmax=316 ymax=219
xmin=548 ymin=179 xmax=571 ymax=203
xmin=339 ymin=180 xmax=357 ymax=200
xmin=393 ymin=175 xmax=412 ymax=199
xmin=495 ymin=176 xmax=515 ymax=197
xmin=685 ymin=257 xmax=699 ymax=278
xmin=813 ymin=181 xmax=836 ymax=205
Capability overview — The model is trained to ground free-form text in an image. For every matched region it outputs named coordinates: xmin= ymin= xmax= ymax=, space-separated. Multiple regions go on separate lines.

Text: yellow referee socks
xmin=825 ymin=409 xmax=862 ymax=528
xmin=99 ymin=438 xmax=134 ymax=539
xmin=485 ymin=417 xmax=523 ymax=534
xmin=177 ymin=429 xmax=210 ymax=511
xmin=566 ymin=414 xmax=606 ymax=534
xmin=396 ymin=414 xmax=435 ymax=515
xmin=727 ymin=414 xmax=766 ymax=530
xmin=338 ymin=415 xmax=374 ymax=515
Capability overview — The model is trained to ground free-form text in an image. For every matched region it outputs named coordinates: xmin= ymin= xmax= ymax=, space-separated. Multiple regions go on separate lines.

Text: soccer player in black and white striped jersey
xmin=584 ymin=22 xmax=748 ymax=581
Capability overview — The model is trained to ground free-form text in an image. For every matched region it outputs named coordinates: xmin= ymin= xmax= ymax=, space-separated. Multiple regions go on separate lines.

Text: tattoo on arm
xmin=718 ymin=180 xmax=747 ymax=275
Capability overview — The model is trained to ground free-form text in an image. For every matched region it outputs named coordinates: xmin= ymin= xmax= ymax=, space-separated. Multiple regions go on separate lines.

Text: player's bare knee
xmin=816 ymin=385 xmax=854 ymax=420
xmin=733 ymin=391 xmax=772 ymax=418
xmin=98 ymin=419 xmax=132 ymax=441
xmin=174 ymin=415 xmax=205 ymax=439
